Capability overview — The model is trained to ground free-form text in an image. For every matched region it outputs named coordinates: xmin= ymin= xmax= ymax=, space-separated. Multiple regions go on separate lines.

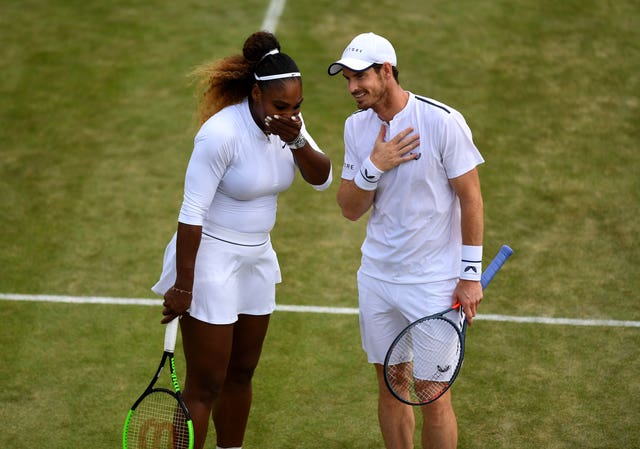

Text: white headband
xmin=259 ymin=48 xmax=279 ymax=61
xmin=254 ymin=48 xmax=301 ymax=81
xmin=254 ymin=72 xmax=301 ymax=81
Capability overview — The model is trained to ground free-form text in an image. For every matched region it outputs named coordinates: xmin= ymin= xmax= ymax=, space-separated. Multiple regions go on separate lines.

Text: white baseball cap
xmin=328 ymin=32 xmax=397 ymax=76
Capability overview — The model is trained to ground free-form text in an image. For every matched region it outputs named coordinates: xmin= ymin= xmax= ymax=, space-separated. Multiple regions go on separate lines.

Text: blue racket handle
xmin=481 ymin=245 xmax=514 ymax=289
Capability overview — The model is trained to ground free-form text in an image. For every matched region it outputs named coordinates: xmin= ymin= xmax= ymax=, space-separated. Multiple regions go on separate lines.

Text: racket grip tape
xmin=164 ymin=317 xmax=180 ymax=352
xmin=481 ymin=245 xmax=514 ymax=289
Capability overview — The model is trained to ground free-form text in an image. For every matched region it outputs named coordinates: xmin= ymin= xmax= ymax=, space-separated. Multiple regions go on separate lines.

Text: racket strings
xmin=126 ymin=391 xmax=190 ymax=449
xmin=386 ymin=318 xmax=462 ymax=405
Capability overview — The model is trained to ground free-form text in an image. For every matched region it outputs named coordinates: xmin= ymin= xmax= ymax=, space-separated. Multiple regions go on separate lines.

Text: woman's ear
xmin=251 ymin=83 xmax=262 ymax=103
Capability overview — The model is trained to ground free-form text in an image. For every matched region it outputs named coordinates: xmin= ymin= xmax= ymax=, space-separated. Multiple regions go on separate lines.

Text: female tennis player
xmin=151 ymin=31 xmax=332 ymax=449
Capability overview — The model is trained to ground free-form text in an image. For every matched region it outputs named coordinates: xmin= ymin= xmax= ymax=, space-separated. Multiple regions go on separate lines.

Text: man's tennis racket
xmin=383 ymin=244 xmax=514 ymax=406
xmin=122 ymin=318 xmax=194 ymax=449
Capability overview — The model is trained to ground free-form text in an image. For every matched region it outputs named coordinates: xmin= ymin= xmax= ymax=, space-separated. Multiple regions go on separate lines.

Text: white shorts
xmin=357 ymin=270 xmax=460 ymax=364
xmin=152 ymin=232 xmax=281 ymax=325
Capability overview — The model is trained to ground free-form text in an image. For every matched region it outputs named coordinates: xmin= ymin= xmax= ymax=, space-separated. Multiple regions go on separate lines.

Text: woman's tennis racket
xmin=122 ymin=318 xmax=194 ymax=449
xmin=383 ymin=244 xmax=514 ymax=406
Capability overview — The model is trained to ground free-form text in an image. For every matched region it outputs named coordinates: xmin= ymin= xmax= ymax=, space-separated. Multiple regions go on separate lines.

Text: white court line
xmin=475 ymin=314 xmax=640 ymax=328
xmin=1 ymin=293 xmax=639 ymax=328
xmin=261 ymin=0 xmax=286 ymax=32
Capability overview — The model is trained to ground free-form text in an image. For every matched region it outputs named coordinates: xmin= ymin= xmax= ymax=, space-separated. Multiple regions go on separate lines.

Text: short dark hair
xmin=372 ymin=63 xmax=399 ymax=83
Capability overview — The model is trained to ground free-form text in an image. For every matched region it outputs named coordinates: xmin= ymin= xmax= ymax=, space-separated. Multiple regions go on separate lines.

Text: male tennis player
xmin=328 ymin=33 xmax=485 ymax=449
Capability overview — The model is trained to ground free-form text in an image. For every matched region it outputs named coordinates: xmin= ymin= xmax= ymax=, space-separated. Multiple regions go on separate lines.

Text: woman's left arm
xmin=267 ymin=114 xmax=332 ymax=189
xmin=291 ymin=129 xmax=332 ymax=187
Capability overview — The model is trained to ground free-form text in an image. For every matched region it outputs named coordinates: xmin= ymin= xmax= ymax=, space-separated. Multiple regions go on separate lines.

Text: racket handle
xmin=164 ymin=317 xmax=180 ymax=352
xmin=481 ymin=245 xmax=514 ymax=289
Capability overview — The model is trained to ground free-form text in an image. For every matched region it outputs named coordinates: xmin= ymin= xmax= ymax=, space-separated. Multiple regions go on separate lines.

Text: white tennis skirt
xmin=151 ymin=232 xmax=281 ymax=325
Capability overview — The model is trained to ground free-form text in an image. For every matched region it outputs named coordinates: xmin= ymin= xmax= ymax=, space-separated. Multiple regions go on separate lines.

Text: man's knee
xmin=422 ymin=393 xmax=455 ymax=425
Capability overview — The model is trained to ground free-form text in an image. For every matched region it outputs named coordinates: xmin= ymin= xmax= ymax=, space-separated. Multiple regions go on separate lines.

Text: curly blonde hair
xmin=191 ymin=31 xmax=300 ymax=125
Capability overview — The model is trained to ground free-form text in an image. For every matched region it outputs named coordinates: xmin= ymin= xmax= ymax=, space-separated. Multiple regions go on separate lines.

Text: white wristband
xmin=460 ymin=245 xmax=482 ymax=281
xmin=354 ymin=157 xmax=384 ymax=191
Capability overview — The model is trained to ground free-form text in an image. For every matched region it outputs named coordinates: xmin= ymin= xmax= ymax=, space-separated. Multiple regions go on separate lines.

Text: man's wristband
xmin=460 ymin=245 xmax=482 ymax=281
xmin=354 ymin=157 xmax=384 ymax=191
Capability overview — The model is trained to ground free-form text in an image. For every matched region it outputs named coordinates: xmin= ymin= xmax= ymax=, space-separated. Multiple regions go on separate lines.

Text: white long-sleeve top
xmin=179 ymin=97 xmax=331 ymax=245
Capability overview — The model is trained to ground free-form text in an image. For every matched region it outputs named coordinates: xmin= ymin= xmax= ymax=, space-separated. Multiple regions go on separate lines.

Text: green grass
xmin=1 ymin=0 xmax=639 ymax=448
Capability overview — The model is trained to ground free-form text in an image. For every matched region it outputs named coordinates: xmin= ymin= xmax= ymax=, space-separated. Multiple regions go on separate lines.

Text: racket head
xmin=384 ymin=314 xmax=466 ymax=406
xmin=123 ymin=319 xmax=194 ymax=449
xmin=123 ymin=387 xmax=193 ymax=449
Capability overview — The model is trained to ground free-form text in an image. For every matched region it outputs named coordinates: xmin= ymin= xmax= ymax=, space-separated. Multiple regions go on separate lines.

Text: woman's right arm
xmin=160 ymin=128 xmax=231 ymax=323
xmin=161 ymin=221 xmax=202 ymax=323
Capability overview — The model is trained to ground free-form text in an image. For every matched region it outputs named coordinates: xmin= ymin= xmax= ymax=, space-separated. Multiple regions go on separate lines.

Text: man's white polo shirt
xmin=341 ymin=92 xmax=484 ymax=284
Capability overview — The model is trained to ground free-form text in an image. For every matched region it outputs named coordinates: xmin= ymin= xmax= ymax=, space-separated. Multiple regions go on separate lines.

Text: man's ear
xmin=382 ymin=62 xmax=394 ymax=80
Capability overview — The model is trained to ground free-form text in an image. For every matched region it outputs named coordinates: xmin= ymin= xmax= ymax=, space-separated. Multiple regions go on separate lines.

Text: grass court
xmin=1 ymin=0 xmax=639 ymax=447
